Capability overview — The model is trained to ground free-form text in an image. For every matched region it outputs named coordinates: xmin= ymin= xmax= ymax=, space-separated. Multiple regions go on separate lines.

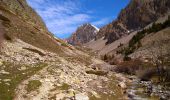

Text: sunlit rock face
xmin=96 ymin=0 xmax=170 ymax=44
xmin=67 ymin=23 xmax=99 ymax=45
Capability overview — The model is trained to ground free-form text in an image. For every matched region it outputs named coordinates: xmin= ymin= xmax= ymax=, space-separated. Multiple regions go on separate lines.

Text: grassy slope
xmin=0 ymin=62 xmax=47 ymax=100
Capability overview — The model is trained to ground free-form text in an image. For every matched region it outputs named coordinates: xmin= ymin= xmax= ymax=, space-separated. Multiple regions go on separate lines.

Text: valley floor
xmin=0 ymin=40 xmax=127 ymax=100
xmin=0 ymin=39 xmax=170 ymax=100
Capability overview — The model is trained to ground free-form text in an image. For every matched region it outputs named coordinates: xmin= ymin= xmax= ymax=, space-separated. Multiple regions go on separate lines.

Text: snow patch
xmin=91 ymin=24 xmax=100 ymax=32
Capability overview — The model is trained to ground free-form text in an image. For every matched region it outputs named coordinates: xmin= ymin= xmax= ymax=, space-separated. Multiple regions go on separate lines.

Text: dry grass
xmin=86 ymin=70 xmax=108 ymax=76
xmin=0 ymin=6 xmax=65 ymax=55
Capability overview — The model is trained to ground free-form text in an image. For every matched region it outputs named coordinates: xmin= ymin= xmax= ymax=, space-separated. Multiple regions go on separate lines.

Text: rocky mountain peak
xmin=96 ymin=0 xmax=170 ymax=44
xmin=67 ymin=23 xmax=99 ymax=45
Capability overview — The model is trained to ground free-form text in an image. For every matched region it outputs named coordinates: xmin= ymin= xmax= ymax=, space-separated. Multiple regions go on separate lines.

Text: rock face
xmin=0 ymin=0 xmax=65 ymax=53
xmin=67 ymin=23 xmax=99 ymax=45
xmin=96 ymin=0 xmax=170 ymax=44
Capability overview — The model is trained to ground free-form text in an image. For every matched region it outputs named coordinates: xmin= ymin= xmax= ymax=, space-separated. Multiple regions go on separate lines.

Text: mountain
xmin=96 ymin=0 xmax=170 ymax=44
xmin=0 ymin=0 xmax=66 ymax=54
xmin=67 ymin=23 xmax=99 ymax=45
xmin=85 ymin=0 xmax=170 ymax=56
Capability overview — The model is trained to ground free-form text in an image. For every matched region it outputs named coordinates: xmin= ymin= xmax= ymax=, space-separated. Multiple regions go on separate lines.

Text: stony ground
xmin=0 ymin=39 xmax=129 ymax=100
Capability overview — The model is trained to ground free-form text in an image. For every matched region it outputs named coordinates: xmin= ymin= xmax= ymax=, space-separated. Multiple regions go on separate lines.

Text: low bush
xmin=137 ymin=68 xmax=158 ymax=81
xmin=27 ymin=80 xmax=42 ymax=92
xmin=138 ymin=68 xmax=170 ymax=85
xmin=4 ymin=33 xmax=12 ymax=41
xmin=115 ymin=59 xmax=153 ymax=75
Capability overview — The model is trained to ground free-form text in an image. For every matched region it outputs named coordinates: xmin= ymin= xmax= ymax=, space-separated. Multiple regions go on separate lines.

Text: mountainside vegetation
xmin=121 ymin=16 xmax=170 ymax=57
xmin=96 ymin=0 xmax=170 ymax=44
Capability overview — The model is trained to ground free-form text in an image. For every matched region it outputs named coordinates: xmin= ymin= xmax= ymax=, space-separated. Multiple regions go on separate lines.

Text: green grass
xmin=61 ymin=42 xmax=68 ymax=47
xmin=27 ymin=80 xmax=42 ymax=92
xmin=0 ymin=62 xmax=47 ymax=100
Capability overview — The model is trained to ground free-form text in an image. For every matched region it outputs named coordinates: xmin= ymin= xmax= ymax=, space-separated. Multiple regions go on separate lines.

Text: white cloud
xmin=27 ymin=0 xmax=91 ymax=38
xmin=47 ymin=14 xmax=90 ymax=34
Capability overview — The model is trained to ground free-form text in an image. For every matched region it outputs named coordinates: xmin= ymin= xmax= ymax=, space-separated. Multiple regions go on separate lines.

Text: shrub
xmin=137 ymin=68 xmax=158 ymax=81
xmin=4 ymin=33 xmax=12 ymax=41
xmin=61 ymin=42 xmax=68 ymax=47
xmin=115 ymin=59 xmax=152 ymax=75
xmin=27 ymin=80 xmax=42 ymax=92
xmin=138 ymin=68 xmax=170 ymax=85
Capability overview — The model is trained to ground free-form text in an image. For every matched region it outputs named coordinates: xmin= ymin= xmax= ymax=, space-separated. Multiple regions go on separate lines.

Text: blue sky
xmin=27 ymin=0 xmax=130 ymax=39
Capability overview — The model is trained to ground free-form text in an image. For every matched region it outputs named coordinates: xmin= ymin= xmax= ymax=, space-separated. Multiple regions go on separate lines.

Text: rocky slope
xmin=0 ymin=1 xmax=131 ymax=100
xmin=67 ymin=23 xmax=99 ymax=45
xmin=96 ymin=0 xmax=170 ymax=44
xmin=0 ymin=0 xmax=169 ymax=100
xmin=85 ymin=0 xmax=170 ymax=57
xmin=0 ymin=0 xmax=68 ymax=54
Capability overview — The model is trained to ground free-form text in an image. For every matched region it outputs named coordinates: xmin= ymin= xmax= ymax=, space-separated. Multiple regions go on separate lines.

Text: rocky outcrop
xmin=96 ymin=0 xmax=170 ymax=44
xmin=67 ymin=23 xmax=99 ymax=45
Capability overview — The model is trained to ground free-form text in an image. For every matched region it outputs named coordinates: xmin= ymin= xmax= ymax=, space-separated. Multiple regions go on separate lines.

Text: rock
xmin=0 ymin=70 xmax=10 ymax=75
xmin=45 ymin=79 xmax=50 ymax=82
xmin=118 ymin=82 xmax=127 ymax=89
xmin=0 ymin=61 xmax=3 ymax=66
xmin=91 ymin=91 xmax=101 ymax=98
xmin=56 ymin=93 xmax=65 ymax=100
xmin=75 ymin=93 xmax=89 ymax=100
xmin=3 ymin=79 xmax=11 ymax=82
xmin=19 ymin=66 xmax=27 ymax=71
xmin=160 ymin=95 xmax=168 ymax=100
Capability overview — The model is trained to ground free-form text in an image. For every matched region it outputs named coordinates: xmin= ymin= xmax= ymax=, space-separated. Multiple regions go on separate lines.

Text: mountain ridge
xmin=97 ymin=0 xmax=170 ymax=44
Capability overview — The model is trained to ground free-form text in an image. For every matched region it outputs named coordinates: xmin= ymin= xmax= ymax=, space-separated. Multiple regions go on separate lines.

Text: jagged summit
xmin=67 ymin=23 xmax=99 ymax=45
xmin=79 ymin=23 xmax=99 ymax=32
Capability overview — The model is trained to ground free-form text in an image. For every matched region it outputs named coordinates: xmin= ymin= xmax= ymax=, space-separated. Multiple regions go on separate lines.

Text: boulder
xmin=75 ymin=93 xmax=89 ymax=100
xmin=118 ymin=82 xmax=127 ymax=89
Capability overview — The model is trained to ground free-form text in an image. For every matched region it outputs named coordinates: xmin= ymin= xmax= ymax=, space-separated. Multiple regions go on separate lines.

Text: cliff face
xmin=96 ymin=0 xmax=170 ymax=44
xmin=67 ymin=23 xmax=99 ymax=45
xmin=0 ymin=0 xmax=65 ymax=53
